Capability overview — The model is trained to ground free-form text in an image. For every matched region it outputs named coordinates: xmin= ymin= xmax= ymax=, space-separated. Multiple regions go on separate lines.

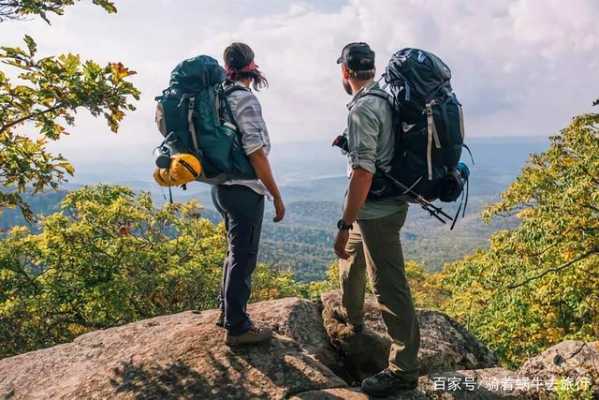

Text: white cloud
xmin=1 ymin=0 xmax=597 ymax=177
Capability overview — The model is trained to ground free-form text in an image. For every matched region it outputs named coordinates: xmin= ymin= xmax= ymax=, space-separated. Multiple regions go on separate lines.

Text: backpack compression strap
xmin=426 ymin=100 xmax=442 ymax=180
xmin=187 ymin=96 xmax=200 ymax=153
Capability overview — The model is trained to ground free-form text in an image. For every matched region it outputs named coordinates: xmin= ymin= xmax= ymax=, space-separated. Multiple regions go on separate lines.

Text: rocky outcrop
xmin=321 ymin=290 xmax=498 ymax=383
xmin=0 ymin=294 xmax=597 ymax=400
xmin=519 ymin=340 xmax=599 ymax=395
xmin=0 ymin=298 xmax=345 ymax=400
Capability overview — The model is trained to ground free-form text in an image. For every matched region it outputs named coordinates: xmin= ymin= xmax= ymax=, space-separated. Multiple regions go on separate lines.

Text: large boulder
xmin=321 ymin=290 xmax=498 ymax=383
xmin=249 ymin=297 xmax=341 ymax=374
xmin=4 ymin=294 xmax=591 ymax=400
xmin=0 ymin=298 xmax=346 ymax=400
xmin=519 ymin=340 xmax=599 ymax=396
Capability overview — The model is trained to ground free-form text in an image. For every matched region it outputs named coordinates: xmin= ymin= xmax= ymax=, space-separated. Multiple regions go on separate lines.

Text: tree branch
xmin=529 ymin=242 xmax=559 ymax=258
xmin=0 ymin=103 xmax=64 ymax=134
xmin=0 ymin=2 xmax=20 ymax=22
xmin=507 ymin=248 xmax=599 ymax=289
xmin=2 ymin=260 xmax=40 ymax=292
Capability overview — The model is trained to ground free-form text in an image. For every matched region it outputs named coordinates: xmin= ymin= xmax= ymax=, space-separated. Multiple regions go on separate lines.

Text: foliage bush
xmin=555 ymin=377 xmax=593 ymax=400
xmin=439 ymin=111 xmax=599 ymax=367
xmin=0 ymin=185 xmax=304 ymax=358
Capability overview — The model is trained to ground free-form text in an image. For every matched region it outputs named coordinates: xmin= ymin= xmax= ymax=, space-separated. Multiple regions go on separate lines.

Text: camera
xmin=332 ymin=134 xmax=349 ymax=153
xmin=154 ymin=142 xmax=173 ymax=169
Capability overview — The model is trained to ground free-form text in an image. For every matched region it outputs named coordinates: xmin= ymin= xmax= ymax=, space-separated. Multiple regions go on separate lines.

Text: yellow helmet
xmin=169 ymin=153 xmax=202 ymax=185
xmin=153 ymin=167 xmax=173 ymax=187
xmin=153 ymin=153 xmax=202 ymax=187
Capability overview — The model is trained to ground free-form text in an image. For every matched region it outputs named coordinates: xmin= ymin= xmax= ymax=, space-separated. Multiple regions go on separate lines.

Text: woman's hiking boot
xmin=216 ymin=310 xmax=225 ymax=327
xmin=225 ymin=325 xmax=273 ymax=346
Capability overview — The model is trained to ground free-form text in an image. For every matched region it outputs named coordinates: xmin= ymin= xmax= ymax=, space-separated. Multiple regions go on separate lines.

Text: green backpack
xmin=154 ymin=55 xmax=256 ymax=183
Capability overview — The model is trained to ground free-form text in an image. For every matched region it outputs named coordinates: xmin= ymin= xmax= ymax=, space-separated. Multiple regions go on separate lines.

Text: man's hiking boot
xmin=225 ymin=325 xmax=273 ymax=346
xmin=361 ymin=368 xmax=418 ymax=397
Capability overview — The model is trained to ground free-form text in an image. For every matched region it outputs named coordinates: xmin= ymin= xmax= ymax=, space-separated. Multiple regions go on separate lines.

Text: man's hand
xmin=334 ymin=167 xmax=371 ymax=260
xmin=334 ymin=229 xmax=350 ymax=259
xmin=273 ymin=195 xmax=285 ymax=223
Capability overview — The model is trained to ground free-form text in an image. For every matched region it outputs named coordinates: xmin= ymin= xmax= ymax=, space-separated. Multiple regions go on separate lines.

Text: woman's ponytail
xmin=223 ymin=42 xmax=269 ymax=91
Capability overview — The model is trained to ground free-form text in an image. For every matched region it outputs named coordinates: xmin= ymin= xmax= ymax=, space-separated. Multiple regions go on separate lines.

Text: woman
xmin=212 ymin=42 xmax=285 ymax=346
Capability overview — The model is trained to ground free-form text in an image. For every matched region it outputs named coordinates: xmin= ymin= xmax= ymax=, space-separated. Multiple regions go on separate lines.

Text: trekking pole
xmin=422 ymin=203 xmax=450 ymax=224
xmin=416 ymin=200 xmax=451 ymax=224
xmin=383 ymin=172 xmax=454 ymax=223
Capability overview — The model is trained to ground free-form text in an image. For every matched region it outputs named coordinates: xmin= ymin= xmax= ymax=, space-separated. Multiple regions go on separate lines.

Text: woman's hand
xmin=248 ymin=149 xmax=285 ymax=223
xmin=273 ymin=195 xmax=285 ymax=223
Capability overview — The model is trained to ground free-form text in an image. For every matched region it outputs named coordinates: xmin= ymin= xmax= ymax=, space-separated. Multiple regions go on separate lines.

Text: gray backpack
xmin=373 ymin=48 xmax=472 ymax=227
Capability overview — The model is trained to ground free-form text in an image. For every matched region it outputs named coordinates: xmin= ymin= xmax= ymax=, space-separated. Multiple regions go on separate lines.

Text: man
xmin=333 ymin=42 xmax=421 ymax=396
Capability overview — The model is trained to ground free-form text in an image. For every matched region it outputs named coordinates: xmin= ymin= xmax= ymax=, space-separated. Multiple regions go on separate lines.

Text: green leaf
xmin=0 ymin=42 xmax=139 ymax=219
xmin=93 ymin=0 xmax=118 ymax=14
xmin=23 ymin=35 xmax=37 ymax=57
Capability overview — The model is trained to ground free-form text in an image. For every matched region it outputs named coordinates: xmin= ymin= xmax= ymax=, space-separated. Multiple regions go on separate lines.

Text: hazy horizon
xmin=56 ymin=136 xmax=549 ymax=193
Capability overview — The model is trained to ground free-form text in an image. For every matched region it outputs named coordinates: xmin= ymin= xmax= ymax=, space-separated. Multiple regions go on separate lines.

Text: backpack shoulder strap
xmin=362 ymin=87 xmax=393 ymax=107
xmin=221 ymin=83 xmax=251 ymax=98
xmin=218 ymin=83 xmax=250 ymax=135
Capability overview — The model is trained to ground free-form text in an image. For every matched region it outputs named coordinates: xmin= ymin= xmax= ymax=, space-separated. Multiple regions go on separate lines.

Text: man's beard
xmin=342 ymin=79 xmax=352 ymax=95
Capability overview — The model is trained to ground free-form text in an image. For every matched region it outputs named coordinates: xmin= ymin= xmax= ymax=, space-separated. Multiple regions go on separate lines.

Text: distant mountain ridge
xmin=1 ymin=137 xmax=549 ymax=279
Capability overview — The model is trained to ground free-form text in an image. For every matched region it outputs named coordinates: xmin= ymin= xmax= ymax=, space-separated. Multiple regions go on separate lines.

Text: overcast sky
xmin=1 ymin=0 xmax=598 ymax=173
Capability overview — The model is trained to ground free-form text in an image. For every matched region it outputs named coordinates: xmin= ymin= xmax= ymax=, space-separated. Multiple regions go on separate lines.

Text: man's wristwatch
xmin=337 ymin=219 xmax=353 ymax=231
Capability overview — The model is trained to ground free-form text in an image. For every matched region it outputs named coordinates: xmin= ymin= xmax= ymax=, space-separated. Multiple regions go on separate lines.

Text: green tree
xmin=404 ymin=261 xmax=445 ymax=309
xmin=0 ymin=0 xmax=139 ymax=220
xmin=0 ymin=0 xmax=116 ymax=22
xmin=440 ymin=108 xmax=599 ymax=367
xmin=302 ymin=261 xmax=339 ymax=299
xmin=306 ymin=259 xmax=444 ymax=309
xmin=0 ymin=185 xmax=306 ymax=358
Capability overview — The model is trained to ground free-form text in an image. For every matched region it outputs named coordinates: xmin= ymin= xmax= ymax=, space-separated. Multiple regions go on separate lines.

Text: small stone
xmin=553 ymin=353 xmax=565 ymax=366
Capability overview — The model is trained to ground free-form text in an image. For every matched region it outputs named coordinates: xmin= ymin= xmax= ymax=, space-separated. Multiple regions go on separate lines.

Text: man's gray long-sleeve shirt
xmin=343 ymin=80 xmax=408 ymax=220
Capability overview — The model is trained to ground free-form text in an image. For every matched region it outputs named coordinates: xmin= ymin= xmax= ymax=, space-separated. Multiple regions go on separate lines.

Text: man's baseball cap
xmin=336 ymin=42 xmax=375 ymax=71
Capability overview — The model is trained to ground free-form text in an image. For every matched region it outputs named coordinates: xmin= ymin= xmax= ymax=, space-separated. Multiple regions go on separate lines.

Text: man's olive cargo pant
xmin=339 ymin=208 xmax=421 ymax=379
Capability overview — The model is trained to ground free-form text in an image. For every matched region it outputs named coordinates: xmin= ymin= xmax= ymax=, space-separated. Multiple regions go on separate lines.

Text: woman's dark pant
xmin=211 ymin=184 xmax=264 ymax=335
